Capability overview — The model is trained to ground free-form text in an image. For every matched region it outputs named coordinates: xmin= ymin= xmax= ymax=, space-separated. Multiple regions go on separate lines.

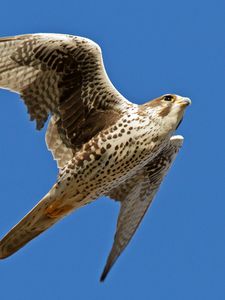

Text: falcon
xmin=0 ymin=33 xmax=191 ymax=281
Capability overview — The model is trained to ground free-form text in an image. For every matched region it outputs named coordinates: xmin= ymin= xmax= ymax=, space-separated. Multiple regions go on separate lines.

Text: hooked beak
xmin=177 ymin=97 xmax=192 ymax=107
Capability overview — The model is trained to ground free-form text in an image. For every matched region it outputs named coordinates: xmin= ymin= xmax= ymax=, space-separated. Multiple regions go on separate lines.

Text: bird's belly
xmin=58 ymin=133 xmax=168 ymax=204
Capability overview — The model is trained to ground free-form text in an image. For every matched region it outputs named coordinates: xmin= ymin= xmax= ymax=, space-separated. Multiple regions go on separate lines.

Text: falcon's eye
xmin=163 ymin=95 xmax=174 ymax=102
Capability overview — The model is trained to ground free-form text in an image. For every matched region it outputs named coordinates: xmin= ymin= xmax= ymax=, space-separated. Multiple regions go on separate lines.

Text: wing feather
xmin=101 ymin=136 xmax=183 ymax=281
xmin=0 ymin=33 xmax=131 ymax=166
xmin=45 ymin=116 xmax=74 ymax=168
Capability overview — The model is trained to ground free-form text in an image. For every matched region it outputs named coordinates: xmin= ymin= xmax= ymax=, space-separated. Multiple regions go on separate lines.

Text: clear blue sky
xmin=0 ymin=0 xmax=224 ymax=299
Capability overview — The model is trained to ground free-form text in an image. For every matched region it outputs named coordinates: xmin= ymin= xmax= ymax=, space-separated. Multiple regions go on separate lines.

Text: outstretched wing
xmin=0 ymin=33 xmax=131 ymax=167
xmin=101 ymin=136 xmax=183 ymax=281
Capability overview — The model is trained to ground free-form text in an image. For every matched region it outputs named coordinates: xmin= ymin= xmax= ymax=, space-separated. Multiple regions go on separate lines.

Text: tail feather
xmin=0 ymin=187 xmax=76 ymax=259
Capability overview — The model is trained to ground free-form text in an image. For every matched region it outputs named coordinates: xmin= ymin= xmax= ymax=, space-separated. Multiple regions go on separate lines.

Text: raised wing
xmin=0 ymin=33 xmax=131 ymax=167
xmin=101 ymin=136 xmax=183 ymax=281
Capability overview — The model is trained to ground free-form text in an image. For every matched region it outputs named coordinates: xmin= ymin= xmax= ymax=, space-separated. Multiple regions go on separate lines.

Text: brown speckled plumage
xmin=0 ymin=33 xmax=191 ymax=281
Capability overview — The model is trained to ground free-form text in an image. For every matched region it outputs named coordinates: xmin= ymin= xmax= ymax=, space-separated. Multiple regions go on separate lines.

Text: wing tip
xmin=100 ymin=273 xmax=106 ymax=282
xmin=99 ymin=266 xmax=109 ymax=282
xmin=99 ymin=251 xmax=117 ymax=282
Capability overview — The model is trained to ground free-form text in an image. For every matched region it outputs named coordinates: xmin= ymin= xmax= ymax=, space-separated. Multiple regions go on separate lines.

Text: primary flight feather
xmin=0 ymin=33 xmax=191 ymax=281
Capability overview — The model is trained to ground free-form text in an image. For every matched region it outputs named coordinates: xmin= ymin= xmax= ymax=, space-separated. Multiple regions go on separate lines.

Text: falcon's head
xmin=147 ymin=94 xmax=191 ymax=133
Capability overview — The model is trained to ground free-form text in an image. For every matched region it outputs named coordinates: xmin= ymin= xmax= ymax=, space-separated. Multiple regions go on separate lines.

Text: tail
xmin=0 ymin=185 xmax=76 ymax=259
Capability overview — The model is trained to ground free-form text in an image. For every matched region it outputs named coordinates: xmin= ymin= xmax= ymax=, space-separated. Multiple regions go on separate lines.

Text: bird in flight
xmin=0 ymin=33 xmax=191 ymax=281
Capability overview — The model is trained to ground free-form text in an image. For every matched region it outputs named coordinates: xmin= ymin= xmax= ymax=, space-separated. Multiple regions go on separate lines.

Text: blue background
xmin=0 ymin=0 xmax=224 ymax=299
